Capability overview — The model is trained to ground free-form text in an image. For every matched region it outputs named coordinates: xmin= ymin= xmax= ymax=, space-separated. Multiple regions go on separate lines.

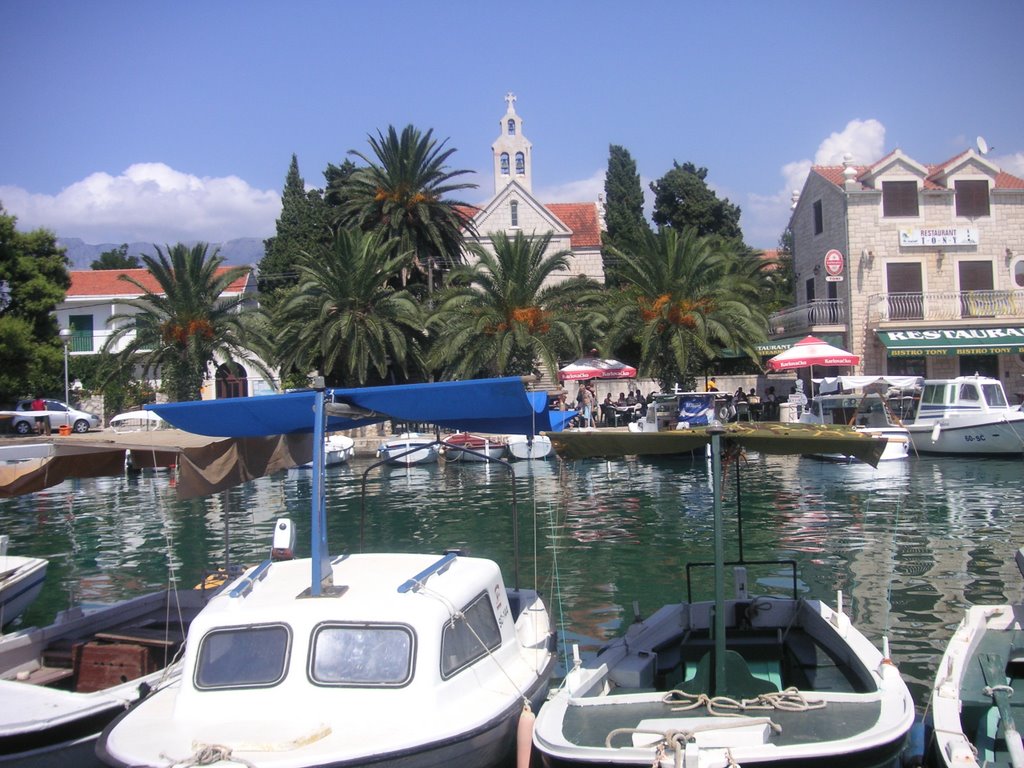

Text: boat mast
xmin=709 ymin=422 xmax=727 ymax=690
xmin=310 ymin=380 xmax=331 ymax=595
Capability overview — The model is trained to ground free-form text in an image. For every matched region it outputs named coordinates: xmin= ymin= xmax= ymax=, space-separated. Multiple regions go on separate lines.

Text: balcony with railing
xmin=867 ymin=289 xmax=1024 ymax=324
xmin=767 ymin=300 xmax=847 ymax=336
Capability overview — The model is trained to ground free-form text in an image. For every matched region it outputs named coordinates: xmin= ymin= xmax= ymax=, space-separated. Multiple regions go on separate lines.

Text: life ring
xmin=717 ymin=406 xmax=731 ymax=421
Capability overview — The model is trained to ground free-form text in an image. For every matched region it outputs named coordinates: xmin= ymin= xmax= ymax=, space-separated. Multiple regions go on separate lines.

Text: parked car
xmin=11 ymin=399 xmax=101 ymax=434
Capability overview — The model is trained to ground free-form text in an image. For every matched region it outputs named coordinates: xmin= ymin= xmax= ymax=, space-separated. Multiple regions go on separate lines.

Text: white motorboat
xmin=906 ymin=375 xmax=1024 ymax=455
xmin=505 ymin=433 xmax=552 ymax=460
xmin=441 ymin=432 xmax=506 ymax=462
xmin=295 ymin=434 xmax=355 ymax=468
xmin=108 ymin=410 xmax=169 ymax=433
xmin=535 ymin=426 xmax=916 ymax=768
xmin=930 ymin=548 xmax=1024 ymax=768
xmin=800 ymin=377 xmax=916 ymax=462
xmin=97 ymin=378 xmax=562 ymax=768
xmin=0 ymin=588 xmax=209 ymax=763
xmin=0 ymin=536 xmax=47 ymax=629
xmin=377 ymin=432 xmax=440 ymax=465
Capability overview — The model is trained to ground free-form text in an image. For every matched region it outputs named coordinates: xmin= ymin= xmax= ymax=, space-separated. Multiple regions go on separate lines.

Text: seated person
xmin=625 ymin=391 xmax=637 ymax=406
xmin=616 ymin=392 xmax=627 ymax=405
xmin=734 ymin=387 xmax=747 ymax=402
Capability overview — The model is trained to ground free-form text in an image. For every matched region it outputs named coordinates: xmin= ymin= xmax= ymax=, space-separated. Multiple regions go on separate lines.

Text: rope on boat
xmin=608 ymin=720 xmax=768 ymax=768
xmin=662 ymin=687 xmax=825 ymax=716
xmin=161 ymin=744 xmax=258 ymax=767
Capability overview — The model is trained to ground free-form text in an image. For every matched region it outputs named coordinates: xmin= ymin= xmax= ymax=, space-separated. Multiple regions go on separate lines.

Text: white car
xmin=12 ymin=399 xmax=101 ymax=435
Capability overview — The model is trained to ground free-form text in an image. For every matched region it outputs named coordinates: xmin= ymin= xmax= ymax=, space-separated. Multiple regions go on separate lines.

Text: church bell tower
xmin=491 ymin=92 xmax=532 ymax=195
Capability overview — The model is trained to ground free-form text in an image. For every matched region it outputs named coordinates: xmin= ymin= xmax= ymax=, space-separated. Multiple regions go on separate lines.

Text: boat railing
xmin=228 ymin=559 xmax=273 ymax=599
xmin=685 ymin=559 xmax=799 ymax=603
xmin=397 ymin=551 xmax=460 ymax=594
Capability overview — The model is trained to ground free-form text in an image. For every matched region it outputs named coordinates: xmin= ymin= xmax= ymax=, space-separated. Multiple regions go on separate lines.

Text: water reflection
xmin=2 ymin=452 xmax=1023 ymax=712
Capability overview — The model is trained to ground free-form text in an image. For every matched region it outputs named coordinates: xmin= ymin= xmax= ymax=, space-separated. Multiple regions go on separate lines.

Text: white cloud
xmin=993 ymin=151 xmax=1024 ymax=178
xmin=0 ymin=163 xmax=280 ymax=243
xmin=742 ymin=119 xmax=888 ymax=248
xmin=535 ymin=168 xmax=606 ymax=203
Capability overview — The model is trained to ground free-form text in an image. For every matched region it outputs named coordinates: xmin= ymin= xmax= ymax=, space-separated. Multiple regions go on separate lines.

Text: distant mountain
xmin=58 ymin=237 xmax=265 ymax=270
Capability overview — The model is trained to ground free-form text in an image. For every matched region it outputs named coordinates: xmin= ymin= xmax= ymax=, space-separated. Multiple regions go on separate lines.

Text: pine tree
xmin=603 ymin=145 xmax=650 ymax=255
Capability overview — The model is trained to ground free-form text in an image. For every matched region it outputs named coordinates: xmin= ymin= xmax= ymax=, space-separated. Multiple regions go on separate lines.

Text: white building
xmin=779 ymin=147 xmax=1024 ymax=402
xmin=55 ymin=267 xmax=277 ymax=399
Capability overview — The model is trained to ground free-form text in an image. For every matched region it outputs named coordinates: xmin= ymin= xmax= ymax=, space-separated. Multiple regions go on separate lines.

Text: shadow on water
xmin=3 ymin=452 xmax=1024 ymax=715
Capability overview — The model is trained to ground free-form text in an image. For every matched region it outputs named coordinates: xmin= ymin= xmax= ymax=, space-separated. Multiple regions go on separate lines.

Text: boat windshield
xmin=195 ymin=624 xmax=290 ymax=689
xmin=982 ymin=383 xmax=1008 ymax=408
xmin=440 ymin=591 xmax=502 ymax=678
xmin=311 ymin=624 xmax=413 ymax=686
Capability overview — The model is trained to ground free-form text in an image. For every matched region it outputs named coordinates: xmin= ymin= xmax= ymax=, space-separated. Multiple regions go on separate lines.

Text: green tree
xmin=91 ymin=243 xmax=141 ymax=270
xmin=602 ymin=144 xmax=651 ymax=261
xmin=333 ymin=125 xmax=477 ymax=291
xmin=427 ymin=231 xmax=599 ymax=379
xmin=603 ymin=227 xmax=768 ymax=390
xmin=103 ymin=243 xmax=273 ymax=402
xmin=259 ymin=154 xmax=330 ymax=311
xmin=275 ymin=228 xmax=425 ymax=386
xmin=0 ymin=206 xmax=70 ymax=402
xmin=651 ymin=162 xmax=743 ymax=242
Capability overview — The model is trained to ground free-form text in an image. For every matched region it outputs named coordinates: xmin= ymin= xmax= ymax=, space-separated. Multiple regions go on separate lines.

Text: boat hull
xmin=809 ymin=427 xmax=911 ymax=462
xmin=0 ymin=557 xmax=47 ymax=629
xmin=930 ymin=602 xmax=1024 ymax=768
xmin=533 ymin=597 xmax=915 ymax=768
xmin=442 ymin=434 xmax=506 ymax=463
xmin=907 ymin=416 xmax=1024 ymax=455
xmin=506 ymin=434 xmax=552 ymax=460
xmin=378 ymin=434 xmax=440 ymax=465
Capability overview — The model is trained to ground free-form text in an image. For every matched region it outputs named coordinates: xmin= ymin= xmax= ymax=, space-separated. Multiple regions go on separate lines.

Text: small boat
xmin=0 ymin=587 xmax=209 ymax=763
xmin=98 ymin=379 xmax=561 ymax=768
xmin=442 ymin=432 xmax=506 ymax=462
xmin=0 ymin=536 xmax=47 ymax=629
xmin=108 ymin=410 xmax=169 ymax=433
xmin=295 ymin=434 xmax=355 ymax=468
xmin=534 ymin=426 xmax=916 ymax=768
xmin=906 ymin=375 xmax=1024 ymax=455
xmin=930 ymin=547 xmax=1024 ymax=768
xmin=800 ymin=377 xmax=915 ymax=462
xmin=505 ymin=433 xmax=552 ymax=460
xmin=377 ymin=432 xmax=440 ymax=465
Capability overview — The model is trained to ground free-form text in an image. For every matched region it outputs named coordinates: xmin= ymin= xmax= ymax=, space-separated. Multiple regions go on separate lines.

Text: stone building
xmin=778 ymin=147 xmax=1024 ymax=402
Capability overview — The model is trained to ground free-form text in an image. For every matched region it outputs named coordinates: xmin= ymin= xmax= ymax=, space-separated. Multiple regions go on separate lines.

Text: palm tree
xmin=332 ymin=124 xmax=478 ymax=290
xmin=275 ymin=228 xmax=425 ymax=386
xmin=103 ymin=243 xmax=273 ymax=402
xmin=427 ymin=231 xmax=600 ymax=379
xmin=603 ymin=227 xmax=769 ymax=390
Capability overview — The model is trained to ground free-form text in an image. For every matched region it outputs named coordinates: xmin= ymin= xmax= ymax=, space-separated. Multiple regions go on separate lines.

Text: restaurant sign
xmin=877 ymin=326 xmax=1024 ymax=357
xmin=898 ymin=227 xmax=978 ymax=247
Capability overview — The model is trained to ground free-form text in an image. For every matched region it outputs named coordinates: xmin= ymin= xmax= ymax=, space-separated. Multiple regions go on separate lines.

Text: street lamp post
xmin=59 ymin=327 xmax=72 ymax=429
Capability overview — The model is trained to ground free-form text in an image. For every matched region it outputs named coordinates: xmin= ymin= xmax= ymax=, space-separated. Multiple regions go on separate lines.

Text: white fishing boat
xmin=506 ymin=433 xmax=553 ymax=460
xmin=906 ymin=375 xmax=1024 ymax=455
xmin=441 ymin=432 xmax=506 ymax=462
xmin=0 ymin=536 xmax=47 ymax=629
xmin=97 ymin=377 xmax=562 ymax=768
xmin=799 ymin=376 xmax=919 ymax=462
xmin=534 ymin=426 xmax=916 ymax=768
xmin=0 ymin=588 xmax=209 ymax=764
xmin=930 ymin=548 xmax=1024 ymax=768
xmin=295 ymin=433 xmax=355 ymax=468
xmin=377 ymin=432 xmax=440 ymax=465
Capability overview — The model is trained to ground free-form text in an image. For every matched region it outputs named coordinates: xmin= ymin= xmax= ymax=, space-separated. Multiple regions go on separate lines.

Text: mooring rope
xmin=161 ymin=744 xmax=258 ymax=767
xmin=662 ymin=687 xmax=825 ymax=716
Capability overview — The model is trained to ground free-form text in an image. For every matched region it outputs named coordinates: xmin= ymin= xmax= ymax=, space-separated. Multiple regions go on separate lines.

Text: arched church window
xmin=515 ymin=152 xmax=525 ymax=175
xmin=500 ymin=153 xmax=509 ymax=175
xmin=507 ymin=119 xmax=515 ymax=136
xmin=510 ymin=200 xmax=518 ymax=227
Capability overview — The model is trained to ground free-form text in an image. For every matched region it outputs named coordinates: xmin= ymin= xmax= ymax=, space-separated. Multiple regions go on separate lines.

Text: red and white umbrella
xmin=558 ymin=356 xmax=637 ymax=382
xmin=766 ymin=335 xmax=859 ymax=371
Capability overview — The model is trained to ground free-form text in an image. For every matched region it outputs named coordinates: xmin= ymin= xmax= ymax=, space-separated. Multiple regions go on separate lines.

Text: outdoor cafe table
xmin=603 ymin=403 xmax=641 ymax=426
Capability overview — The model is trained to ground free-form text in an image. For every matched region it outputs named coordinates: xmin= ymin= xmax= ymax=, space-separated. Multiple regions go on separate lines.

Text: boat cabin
xmin=914 ymin=375 xmax=1013 ymax=423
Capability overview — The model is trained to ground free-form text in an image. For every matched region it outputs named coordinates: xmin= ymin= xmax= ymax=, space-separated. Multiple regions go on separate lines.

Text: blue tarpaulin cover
xmin=147 ymin=377 xmax=573 ymax=438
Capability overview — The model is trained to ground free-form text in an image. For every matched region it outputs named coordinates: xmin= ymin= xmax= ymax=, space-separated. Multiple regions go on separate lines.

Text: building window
xmin=510 ymin=200 xmax=518 ymax=227
xmin=882 ymin=181 xmax=919 ymax=217
xmin=958 ymin=260 xmax=995 ymax=318
xmin=805 ymin=277 xmax=815 ymax=303
xmin=1014 ymin=258 xmax=1024 ymax=288
xmin=885 ymin=262 xmax=924 ymax=320
xmin=69 ymin=314 xmax=94 ymax=352
xmin=955 ymin=180 xmax=990 ymax=217
xmin=813 ymin=200 xmax=823 ymax=235
xmin=507 ymin=119 xmax=515 ymax=136
xmin=500 ymin=153 xmax=509 ymax=175
xmin=515 ymin=152 xmax=525 ymax=175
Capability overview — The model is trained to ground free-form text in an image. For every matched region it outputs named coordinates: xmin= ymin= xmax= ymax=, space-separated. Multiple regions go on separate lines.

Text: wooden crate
xmin=73 ymin=642 xmax=155 ymax=693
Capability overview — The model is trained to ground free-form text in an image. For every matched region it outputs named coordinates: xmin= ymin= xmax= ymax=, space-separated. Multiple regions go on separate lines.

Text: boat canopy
xmin=148 ymin=377 xmax=569 ymax=438
xmin=816 ymin=375 xmax=922 ymax=394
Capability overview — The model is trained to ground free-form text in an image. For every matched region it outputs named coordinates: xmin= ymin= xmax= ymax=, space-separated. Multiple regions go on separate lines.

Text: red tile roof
xmin=68 ymin=268 xmax=251 ymax=298
xmin=813 ymin=152 xmax=1024 ymax=191
xmin=545 ymin=202 xmax=601 ymax=248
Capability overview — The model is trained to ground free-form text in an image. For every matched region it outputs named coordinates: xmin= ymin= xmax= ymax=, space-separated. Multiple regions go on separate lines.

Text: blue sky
xmin=2 ymin=1 xmax=1022 ymax=250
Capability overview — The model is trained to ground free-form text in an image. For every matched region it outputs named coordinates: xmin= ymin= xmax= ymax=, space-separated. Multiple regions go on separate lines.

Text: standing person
xmin=581 ymin=383 xmax=595 ymax=428
xmin=706 ymin=378 xmax=719 ymax=392
xmin=30 ymin=395 xmax=50 ymax=435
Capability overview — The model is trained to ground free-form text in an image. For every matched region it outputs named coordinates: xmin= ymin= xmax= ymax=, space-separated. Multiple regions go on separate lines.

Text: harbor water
xmin=3 ymin=450 xmax=1024 ymax=728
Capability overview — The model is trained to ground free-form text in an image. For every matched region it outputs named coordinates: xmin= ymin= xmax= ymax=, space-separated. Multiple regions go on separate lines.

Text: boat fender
xmin=899 ymin=717 xmax=927 ymax=767
xmin=516 ymin=702 xmax=535 ymax=768
xmin=931 ymin=423 xmax=941 ymax=443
